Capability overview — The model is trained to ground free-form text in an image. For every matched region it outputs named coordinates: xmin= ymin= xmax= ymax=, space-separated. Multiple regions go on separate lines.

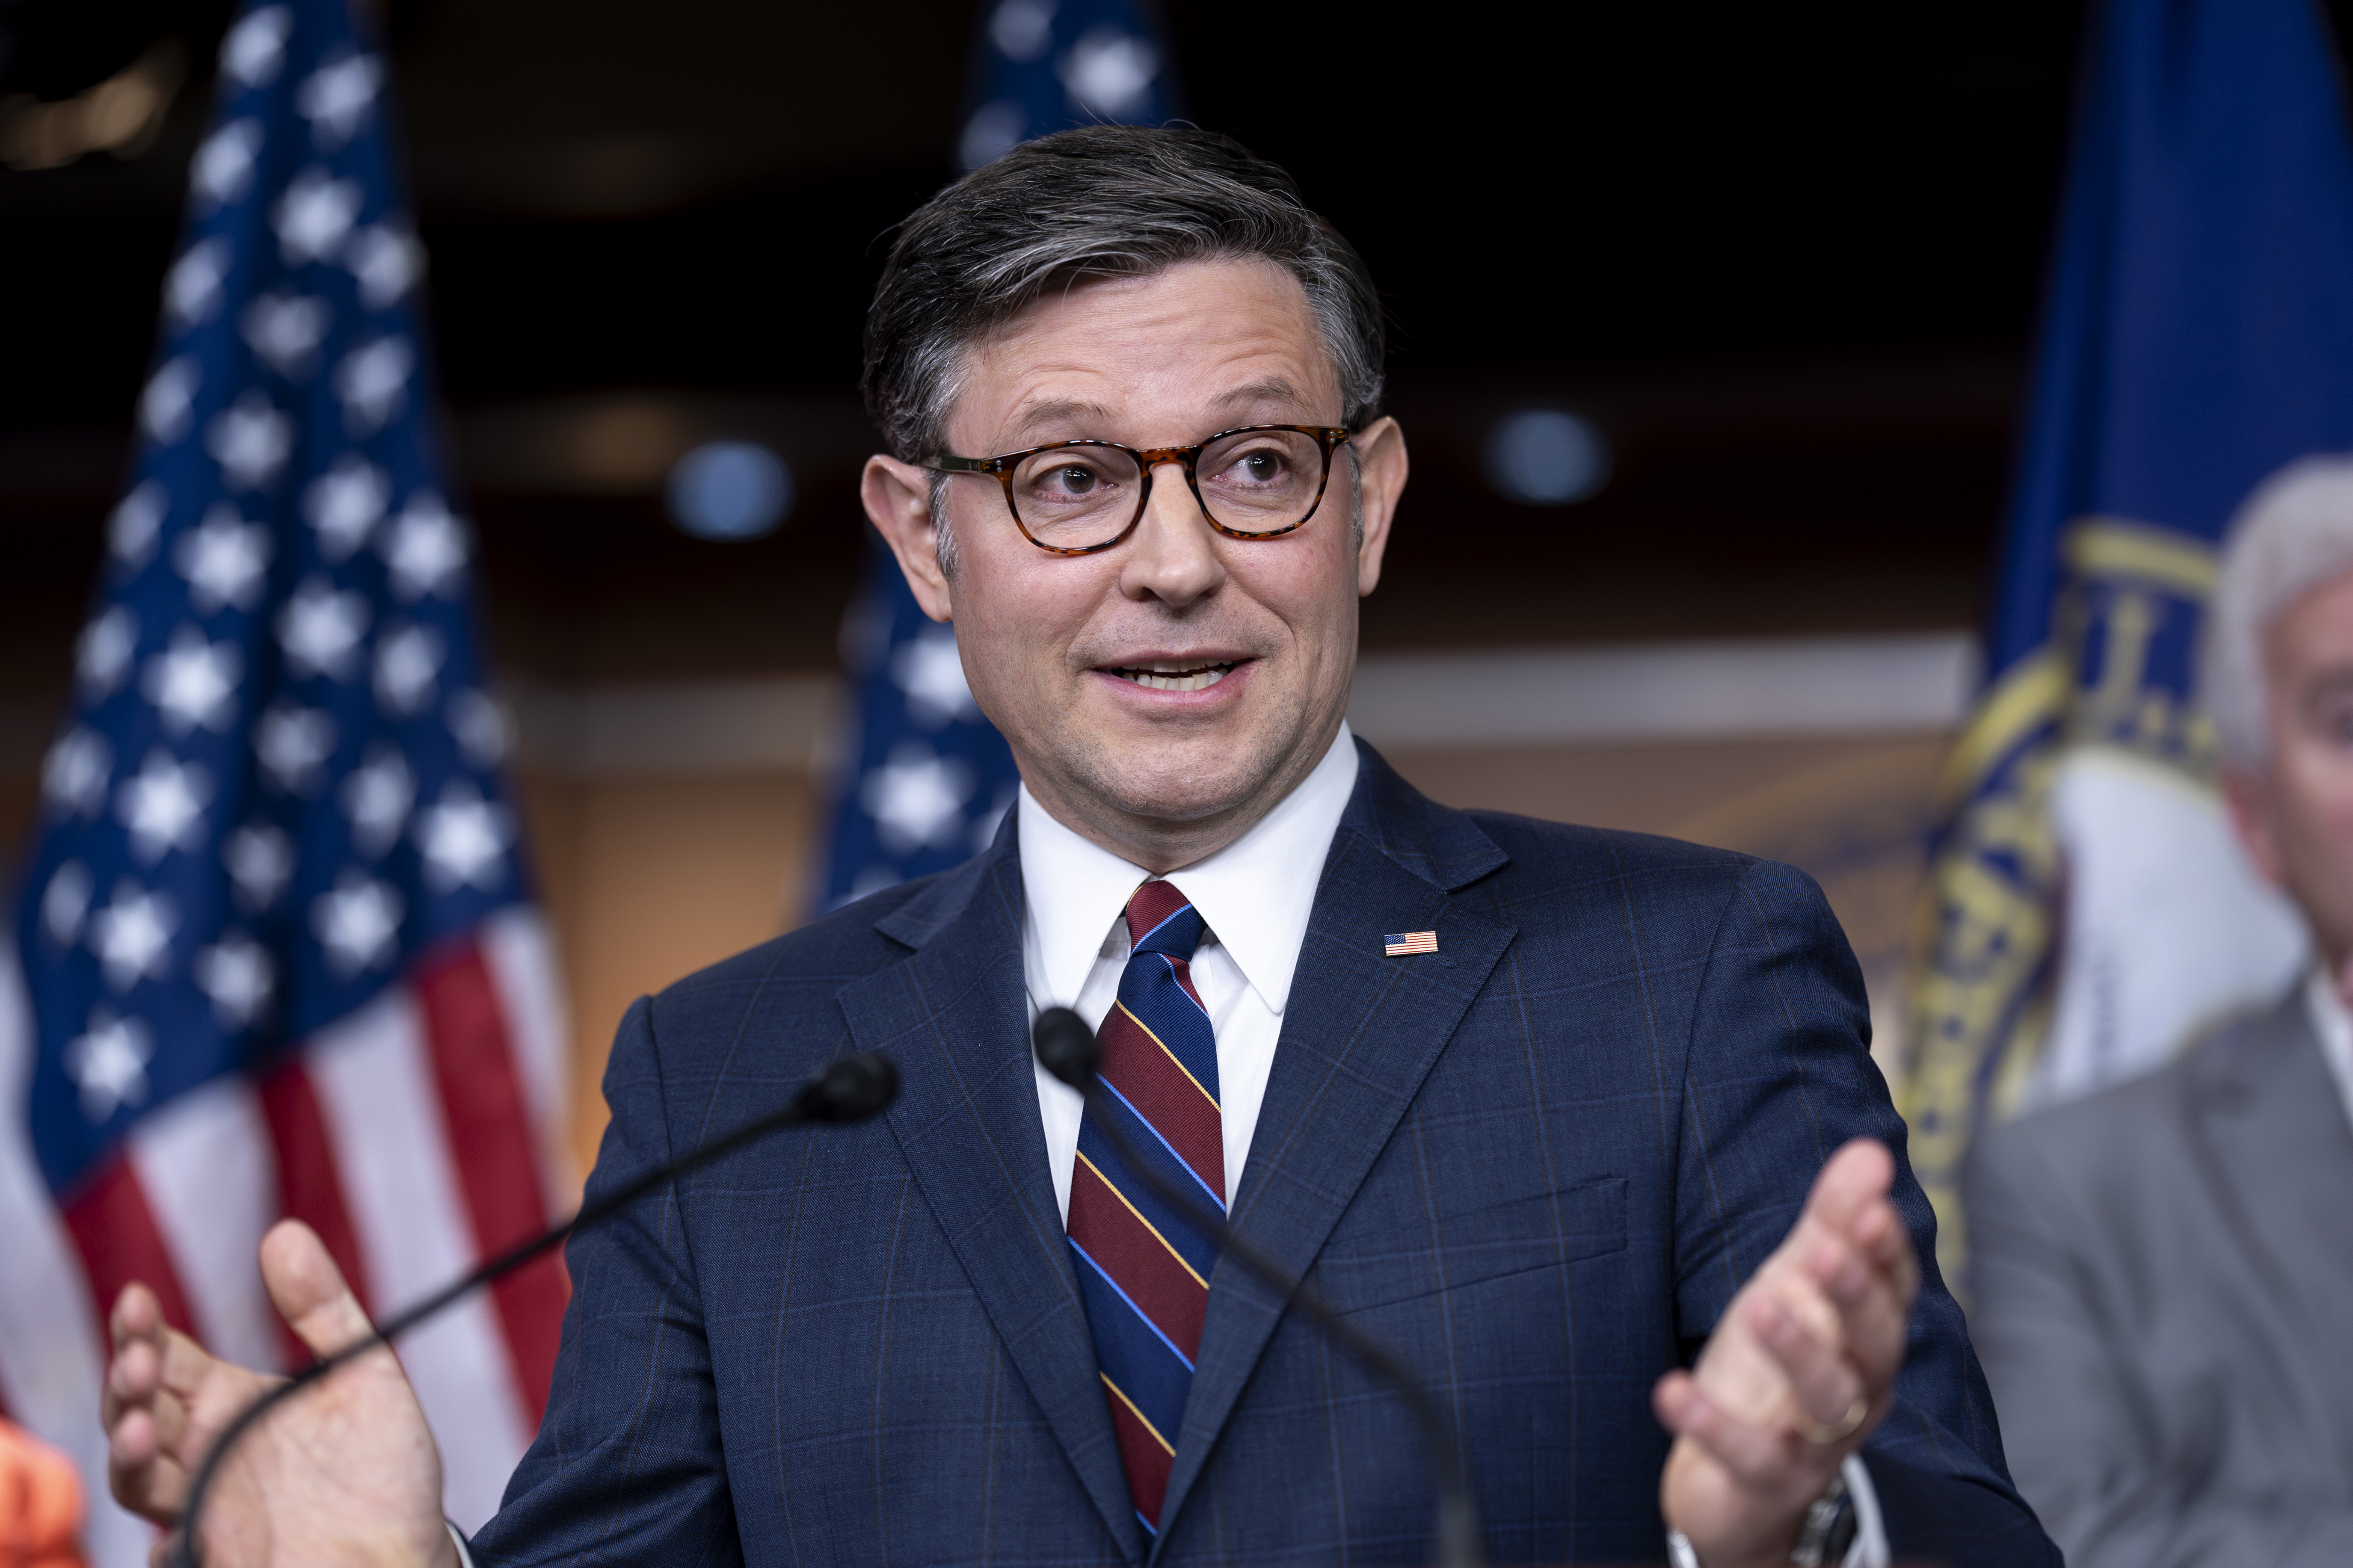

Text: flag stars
xmin=416 ymin=783 xmax=512 ymax=893
xmin=891 ymin=627 xmax=980 ymax=727
xmin=861 ymin=741 xmax=975 ymax=854
xmin=341 ymin=743 xmax=414 ymax=858
xmin=142 ymin=627 xmax=243 ymax=736
xmin=219 ymin=6 xmax=292 ymax=90
xmin=295 ymin=53 xmax=382 ymax=149
xmin=275 ymin=167 xmax=362 ymax=264
xmin=175 ymin=505 xmax=273 ymax=612
xmin=193 ymin=936 xmax=275 ymax=1029
xmin=347 ymin=224 xmax=423 ymax=310
xmin=373 ymin=623 xmax=444 ymax=714
xmin=89 ymin=881 xmax=177 ymax=991
xmin=42 ymin=728 xmax=112 ymax=819
xmin=64 ymin=1008 xmax=154 ymax=1123
xmin=313 ymin=873 xmax=403 ymax=977
xmin=279 ymin=576 xmax=370 ymax=680
xmin=141 ymin=358 xmax=200 ymax=446
xmin=225 ymin=822 xmax=295 ymax=912
xmin=77 ymin=607 xmax=138 ymax=700
xmin=243 ymin=292 xmax=334 ymax=380
xmin=384 ymin=494 xmax=468 ymax=599
xmin=255 ymin=701 xmax=337 ymax=793
xmin=110 ymin=482 xmax=166 ymax=570
xmin=333 ymin=336 xmax=413 ymax=436
xmin=42 ymin=861 xmax=93 ymax=947
xmin=303 ymin=455 xmax=391 ymax=559
xmin=116 ymin=751 xmax=212 ymax=865
xmin=191 ymin=118 xmax=264 ymax=209
xmin=207 ymin=391 xmax=295 ymax=491
xmin=165 ymin=237 xmax=231 ymax=328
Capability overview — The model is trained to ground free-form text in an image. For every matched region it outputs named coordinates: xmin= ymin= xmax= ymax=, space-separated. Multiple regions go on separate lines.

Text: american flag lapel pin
xmin=1383 ymin=930 xmax=1439 ymax=956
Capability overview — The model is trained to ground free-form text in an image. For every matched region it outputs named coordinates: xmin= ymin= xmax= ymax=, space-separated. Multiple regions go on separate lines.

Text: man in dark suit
xmin=1966 ymin=456 xmax=2353 ymax=1565
xmin=101 ymin=127 xmax=2054 ymax=1567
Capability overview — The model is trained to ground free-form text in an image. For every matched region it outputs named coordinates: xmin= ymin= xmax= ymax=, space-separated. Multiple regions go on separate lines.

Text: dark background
xmin=15 ymin=0 xmax=2292 ymax=719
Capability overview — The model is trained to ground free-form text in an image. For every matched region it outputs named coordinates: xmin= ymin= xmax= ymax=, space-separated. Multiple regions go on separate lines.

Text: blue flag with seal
xmin=818 ymin=0 xmax=1179 ymax=909
xmin=0 ymin=3 xmax=569 ymax=1550
xmin=1903 ymin=0 xmax=2353 ymax=1282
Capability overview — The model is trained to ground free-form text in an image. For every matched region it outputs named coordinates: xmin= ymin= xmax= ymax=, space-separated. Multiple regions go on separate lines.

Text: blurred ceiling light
xmin=1059 ymin=24 xmax=1159 ymax=119
xmin=0 ymin=39 xmax=184 ymax=172
xmin=667 ymin=441 xmax=793 ymax=542
xmin=990 ymin=0 xmax=1058 ymax=62
xmin=569 ymin=401 xmax=691 ymax=487
xmin=1484 ymin=408 xmax=1610 ymax=506
xmin=959 ymin=100 xmax=1026 ymax=172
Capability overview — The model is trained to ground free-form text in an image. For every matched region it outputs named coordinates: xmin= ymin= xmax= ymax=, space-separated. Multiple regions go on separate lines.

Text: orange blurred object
xmin=0 ymin=1417 xmax=86 ymax=1568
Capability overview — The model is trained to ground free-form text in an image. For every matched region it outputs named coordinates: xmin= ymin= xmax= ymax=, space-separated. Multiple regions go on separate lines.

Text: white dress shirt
xmin=1019 ymin=721 xmax=1360 ymax=1222
xmin=2300 ymin=963 xmax=2353 ymax=1133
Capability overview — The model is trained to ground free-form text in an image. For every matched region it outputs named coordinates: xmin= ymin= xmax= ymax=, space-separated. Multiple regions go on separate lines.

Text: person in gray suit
xmin=1965 ymin=453 xmax=2353 ymax=1567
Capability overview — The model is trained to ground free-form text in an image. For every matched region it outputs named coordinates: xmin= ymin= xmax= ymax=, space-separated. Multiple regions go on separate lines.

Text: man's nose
xmin=1117 ymin=458 xmax=1227 ymax=607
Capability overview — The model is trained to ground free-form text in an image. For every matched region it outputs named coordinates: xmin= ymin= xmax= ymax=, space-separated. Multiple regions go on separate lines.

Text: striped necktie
xmin=1067 ymin=878 xmax=1224 ymax=1538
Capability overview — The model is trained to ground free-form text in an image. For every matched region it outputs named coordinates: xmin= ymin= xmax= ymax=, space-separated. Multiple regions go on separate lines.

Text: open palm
xmin=103 ymin=1220 xmax=455 ymax=1568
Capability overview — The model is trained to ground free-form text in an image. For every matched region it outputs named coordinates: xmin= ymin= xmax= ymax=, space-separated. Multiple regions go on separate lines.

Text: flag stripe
xmin=304 ymin=981 xmax=531 ymax=1533
xmin=256 ymin=1056 xmax=375 ymax=1317
xmin=126 ymin=1077 xmax=282 ymax=1375
xmin=414 ymin=941 xmax=567 ymax=1425
xmin=61 ymin=1155 xmax=195 ymax=1352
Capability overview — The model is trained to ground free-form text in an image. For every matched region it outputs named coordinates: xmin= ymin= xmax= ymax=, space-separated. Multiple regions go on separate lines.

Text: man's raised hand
xmin=1653 ymin=1138 xmax=1919 ymax=1567
xmin=102 ymin=1219 xmax=455 ymax=1568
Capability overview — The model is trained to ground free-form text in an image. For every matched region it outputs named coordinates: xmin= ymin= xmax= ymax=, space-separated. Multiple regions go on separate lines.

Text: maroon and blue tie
xmin=1067 ymin=879 xmax=1224 ymax=1538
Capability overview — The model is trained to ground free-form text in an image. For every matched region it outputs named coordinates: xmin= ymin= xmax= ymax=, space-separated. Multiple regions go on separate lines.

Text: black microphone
xmin=1032 ymin=1007 xmax=1484 ymax=1568
xmin=172 ymin=1049 xmax=899 ymax=1568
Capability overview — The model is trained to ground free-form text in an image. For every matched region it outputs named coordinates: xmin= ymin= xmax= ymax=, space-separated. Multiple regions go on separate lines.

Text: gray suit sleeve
xmin=1965 ymin=1121 xmax=2353 ymax=1567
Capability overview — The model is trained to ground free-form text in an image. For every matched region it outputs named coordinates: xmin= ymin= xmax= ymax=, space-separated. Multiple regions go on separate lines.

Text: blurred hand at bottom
xmin=101 ymin=1219 xmax=455 ymax=1568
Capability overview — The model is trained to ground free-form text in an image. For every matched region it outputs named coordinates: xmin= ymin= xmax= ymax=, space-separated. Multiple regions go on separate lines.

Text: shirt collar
xmin=1017 ymin=723 xmax=1360 ymax=1016
xmin=2302 ymin=963 xmax=2353 ymax=1135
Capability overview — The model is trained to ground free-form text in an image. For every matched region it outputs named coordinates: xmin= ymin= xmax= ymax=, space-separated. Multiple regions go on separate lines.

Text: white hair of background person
xmin=2204 ymin=454 xmax=2353 ymax=769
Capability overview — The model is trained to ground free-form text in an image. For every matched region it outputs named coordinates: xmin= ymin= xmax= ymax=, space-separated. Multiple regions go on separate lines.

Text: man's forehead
xmin=1001 ymin=377 xmax=1315 ymax=438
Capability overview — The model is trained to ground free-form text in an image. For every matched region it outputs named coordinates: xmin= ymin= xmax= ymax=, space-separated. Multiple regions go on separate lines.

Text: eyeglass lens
xmin=1008 ymin=429 xmax=1327 ymax=549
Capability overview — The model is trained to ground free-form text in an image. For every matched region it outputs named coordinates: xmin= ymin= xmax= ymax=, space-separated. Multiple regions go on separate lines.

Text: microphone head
xmin=810 ymin=1051 xmax=898 ymax=1121
xmin=1031 ymin=1006 xmax=1100 ymax=1090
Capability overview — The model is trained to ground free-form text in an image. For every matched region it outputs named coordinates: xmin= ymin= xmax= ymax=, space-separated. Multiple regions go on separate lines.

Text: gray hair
xmin=2204 ymin=454 xmax=2353 ymax=768
xmin=862 ymin=125 xmax=1387 ymax=473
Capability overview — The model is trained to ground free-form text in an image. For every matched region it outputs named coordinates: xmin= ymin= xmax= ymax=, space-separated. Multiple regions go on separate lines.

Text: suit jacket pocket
xmin=1331 ymin=1175 xmax=1627 ymax=1315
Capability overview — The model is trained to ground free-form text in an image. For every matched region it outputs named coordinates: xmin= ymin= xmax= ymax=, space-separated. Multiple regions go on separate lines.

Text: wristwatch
xmin=1665 ymin=1468 xmax=1857 ymax=1568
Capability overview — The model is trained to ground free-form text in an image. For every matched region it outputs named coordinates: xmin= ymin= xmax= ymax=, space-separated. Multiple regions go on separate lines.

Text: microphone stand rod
xmin=172 ymin=1051 xmax=898 ymax=1568
xmin=1060 ymin=1068 xmax=1485 ymax=1567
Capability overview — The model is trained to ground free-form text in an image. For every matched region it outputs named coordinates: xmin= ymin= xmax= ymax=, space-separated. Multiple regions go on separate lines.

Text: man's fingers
xmin=1800 ymin=1139 xmax=1895 ymax=1237
xmin=259 ymin=1219 xmax=376 ymax=1360
xmin=1654 ymin=1371 xmax=1790 ymax=1486
xmin=1746 ymin=1290 xmax=1863 ymax=1431
xmin=111 ymin=1282 xmax=163 ymax=1353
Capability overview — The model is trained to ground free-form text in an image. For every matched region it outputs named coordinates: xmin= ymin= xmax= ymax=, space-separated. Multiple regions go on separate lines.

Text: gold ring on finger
xmin=1795 ymin=1394 xmax=1868 ymax=1446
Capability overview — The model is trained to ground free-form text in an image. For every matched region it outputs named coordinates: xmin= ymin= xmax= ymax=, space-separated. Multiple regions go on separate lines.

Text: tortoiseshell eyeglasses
xmin=930 ymin=424 xmax=1352 ymax=556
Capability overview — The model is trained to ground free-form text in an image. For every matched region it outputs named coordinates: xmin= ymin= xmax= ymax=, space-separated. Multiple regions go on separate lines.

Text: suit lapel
xmin=1156 ymin=748 xmax=1515 ymax=1545
xmin=2183 ymin=992 xmax=2353 ymax=1475
xmin=836 ymin=835 xmax=1147 ymax=1562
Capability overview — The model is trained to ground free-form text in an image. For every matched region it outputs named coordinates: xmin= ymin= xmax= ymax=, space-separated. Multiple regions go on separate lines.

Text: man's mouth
xmin=1104 ymin=658 xmax=1240 ymax=692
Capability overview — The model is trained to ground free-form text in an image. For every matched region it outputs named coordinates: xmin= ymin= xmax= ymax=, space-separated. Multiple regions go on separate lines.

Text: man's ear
xmin=862 ymin=453 xmax=954 ymax=622
xmin=1349 ymin=416 xmax=1408 ymax=598
xmin=2223 ymin=766 xmax=2288 ymax=888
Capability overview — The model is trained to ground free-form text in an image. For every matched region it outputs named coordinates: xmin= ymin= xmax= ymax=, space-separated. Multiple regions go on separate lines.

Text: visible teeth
xmin=1114 ymin=662 xmax=1234 ymax=692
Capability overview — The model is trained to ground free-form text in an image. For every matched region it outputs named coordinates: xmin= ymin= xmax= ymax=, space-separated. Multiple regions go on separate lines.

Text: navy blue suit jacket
xmin=472 ymin=743 xmax=2053 ymax=1565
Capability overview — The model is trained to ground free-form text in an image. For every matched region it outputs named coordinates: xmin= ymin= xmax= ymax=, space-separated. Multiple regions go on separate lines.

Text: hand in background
xmin=1653 ymin=1139 xmax=1917 ymax=1567
xmin=102 ymin=1219 xmax=456 ymax=1568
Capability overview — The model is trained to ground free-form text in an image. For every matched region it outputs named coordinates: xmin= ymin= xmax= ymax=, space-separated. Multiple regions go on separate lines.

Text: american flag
xmin=0 ymin=3 xmax=569 ymax=1559
xmin=818 ymin=0 xmax=1180 ymax=908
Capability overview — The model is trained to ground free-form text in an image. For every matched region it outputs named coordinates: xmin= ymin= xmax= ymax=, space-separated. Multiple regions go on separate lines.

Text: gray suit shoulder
xmin=1968 ymin=988 xmax=2308 ymax=1198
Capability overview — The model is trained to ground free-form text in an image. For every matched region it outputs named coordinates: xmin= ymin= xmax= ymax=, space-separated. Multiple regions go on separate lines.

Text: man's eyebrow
xmin=1006 ymin=397 xmax=1117 ymax=441
xmin=1211 ymin=377 xmax=1309 ymax=412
